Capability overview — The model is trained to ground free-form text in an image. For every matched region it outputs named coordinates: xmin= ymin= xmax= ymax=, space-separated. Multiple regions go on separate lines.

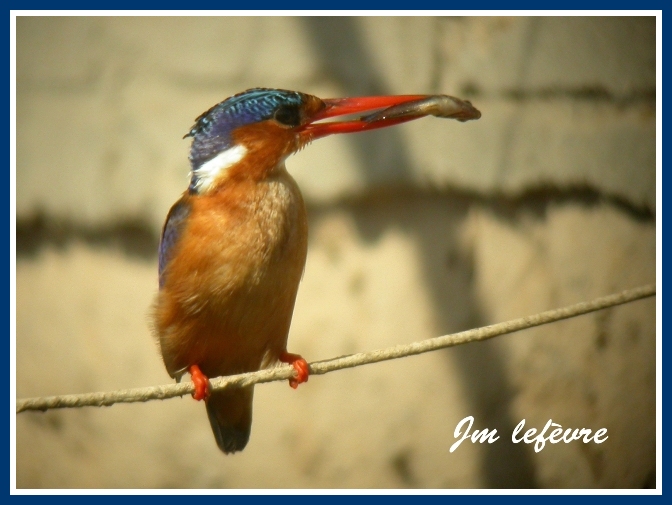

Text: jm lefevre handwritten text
xmin=450 ymin=416 xmax=608 ymax=453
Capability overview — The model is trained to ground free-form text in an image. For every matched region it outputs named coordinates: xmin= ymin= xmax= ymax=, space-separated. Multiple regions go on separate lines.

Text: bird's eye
xmin=273 ymin=106 xmax=301 ymax=127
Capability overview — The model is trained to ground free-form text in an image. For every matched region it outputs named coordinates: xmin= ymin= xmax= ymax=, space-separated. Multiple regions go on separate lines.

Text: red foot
xmin=189 ymin=365 xmax=210 ymax=401
xmin=279 ymin=351 xmax=309 ymax=389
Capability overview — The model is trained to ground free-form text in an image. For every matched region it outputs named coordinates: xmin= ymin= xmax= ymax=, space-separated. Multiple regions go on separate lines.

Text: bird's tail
xmin=205 ymin=386 xmax=254 ymax=454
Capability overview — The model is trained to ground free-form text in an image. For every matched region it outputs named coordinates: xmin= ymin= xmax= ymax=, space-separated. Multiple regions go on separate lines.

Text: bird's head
xmin=184 ymin=87 xmax=478 ymax=194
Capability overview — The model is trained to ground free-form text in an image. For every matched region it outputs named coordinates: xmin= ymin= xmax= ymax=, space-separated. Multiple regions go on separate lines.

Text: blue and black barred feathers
xmin=184 ymin=88 xmax=307 ymax=172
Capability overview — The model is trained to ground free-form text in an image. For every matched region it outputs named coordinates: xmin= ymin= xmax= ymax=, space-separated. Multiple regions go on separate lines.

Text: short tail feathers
xmin=205 ymin=386 xmax=254 ymax=454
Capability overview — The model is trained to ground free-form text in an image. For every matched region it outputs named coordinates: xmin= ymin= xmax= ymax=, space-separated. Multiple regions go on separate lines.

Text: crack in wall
xmin=15 ymin=214 xmax=158 ymax=260
xmin=15 ymin=185 xmax=654 ymax=261
xmin=459 ymin=83 xmax=656 ymax=106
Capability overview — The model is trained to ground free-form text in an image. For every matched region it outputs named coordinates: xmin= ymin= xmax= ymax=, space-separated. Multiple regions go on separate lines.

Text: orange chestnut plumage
xmin=153 ymin=88 xmax=480 ymax=454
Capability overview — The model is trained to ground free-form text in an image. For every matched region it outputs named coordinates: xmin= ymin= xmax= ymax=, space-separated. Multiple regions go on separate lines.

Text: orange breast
xmin=153 ymin=166 xmax=308 ymax=379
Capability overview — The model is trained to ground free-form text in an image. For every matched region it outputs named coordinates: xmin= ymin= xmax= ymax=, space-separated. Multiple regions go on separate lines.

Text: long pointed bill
xmin=299 ymin=94 xmax=481 ymax=140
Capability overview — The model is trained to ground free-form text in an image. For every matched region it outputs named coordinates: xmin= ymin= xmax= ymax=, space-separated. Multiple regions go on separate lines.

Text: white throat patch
xmin=192 ymin=144 xmax=247 ymax=193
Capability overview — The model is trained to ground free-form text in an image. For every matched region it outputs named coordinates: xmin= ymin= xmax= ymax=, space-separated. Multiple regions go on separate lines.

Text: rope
xmin=16 ymin=284 xmax=655 ymax=414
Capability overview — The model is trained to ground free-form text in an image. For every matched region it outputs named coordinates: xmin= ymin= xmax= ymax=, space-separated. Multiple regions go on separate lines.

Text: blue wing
xmin=158 ymin=197 xmax=191 ymax=288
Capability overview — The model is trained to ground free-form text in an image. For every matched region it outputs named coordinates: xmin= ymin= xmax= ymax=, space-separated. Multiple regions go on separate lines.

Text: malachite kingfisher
xmin=153 ymin=88 xmax=480 ymax=454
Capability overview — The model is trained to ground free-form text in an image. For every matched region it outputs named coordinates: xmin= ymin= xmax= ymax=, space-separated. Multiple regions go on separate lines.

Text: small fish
xmin=362 ymin=94 xmax=481 ymax=124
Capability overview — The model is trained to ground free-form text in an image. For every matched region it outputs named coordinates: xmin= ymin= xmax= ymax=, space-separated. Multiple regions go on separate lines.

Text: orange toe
xmin=189 ymin=364 xmax=210 ymax=400
xmin=279 ymin=351 xmax=310 ymax=389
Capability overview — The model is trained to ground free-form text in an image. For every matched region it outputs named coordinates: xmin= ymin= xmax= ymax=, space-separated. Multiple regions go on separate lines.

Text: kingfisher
xmin=153 ymin=88 xmax=480 ymax=454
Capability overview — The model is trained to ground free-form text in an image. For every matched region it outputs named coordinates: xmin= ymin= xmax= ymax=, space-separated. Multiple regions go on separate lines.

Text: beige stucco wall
xmin=14 ymin=16 xmax=657 ymax=489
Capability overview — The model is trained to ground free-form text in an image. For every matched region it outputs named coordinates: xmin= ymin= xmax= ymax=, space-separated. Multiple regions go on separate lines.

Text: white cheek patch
xmin=192 ymin=144 xmax=247 ymax=193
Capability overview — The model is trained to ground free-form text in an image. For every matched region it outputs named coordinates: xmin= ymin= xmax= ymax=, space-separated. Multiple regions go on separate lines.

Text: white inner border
xmin=9 ymin=10 xmax=662 ymax=496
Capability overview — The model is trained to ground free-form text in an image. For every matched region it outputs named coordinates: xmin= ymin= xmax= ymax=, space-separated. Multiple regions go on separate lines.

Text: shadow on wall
xmin=301 ymin=17 xmax=537 ymax=488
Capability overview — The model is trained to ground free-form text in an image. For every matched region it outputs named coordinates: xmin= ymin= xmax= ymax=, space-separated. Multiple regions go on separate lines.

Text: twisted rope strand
xmin=16 ymin=284 xmax=655 ymax=414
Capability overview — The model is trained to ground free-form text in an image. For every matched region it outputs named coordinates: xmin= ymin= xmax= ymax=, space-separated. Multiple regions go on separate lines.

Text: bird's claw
xmin=189 ymin=364 xmax=210 ymax=401
xmin=279 ymin=351 xmax=309 ymax=389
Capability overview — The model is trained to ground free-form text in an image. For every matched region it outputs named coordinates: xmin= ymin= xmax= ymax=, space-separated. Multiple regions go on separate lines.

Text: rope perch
xmin=16 ymin=284 xmax=655 ymax=414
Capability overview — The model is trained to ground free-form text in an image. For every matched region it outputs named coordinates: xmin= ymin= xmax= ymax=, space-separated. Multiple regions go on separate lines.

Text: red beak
xmin=298 ymin=94 xmax=481 ymax=140
xmin=298 ymin=95 xmax=431 ymax=139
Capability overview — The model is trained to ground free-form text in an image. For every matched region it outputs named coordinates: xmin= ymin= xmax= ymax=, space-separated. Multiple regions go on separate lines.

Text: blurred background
xmin=14 ymin=16 xmax=656 ymax=489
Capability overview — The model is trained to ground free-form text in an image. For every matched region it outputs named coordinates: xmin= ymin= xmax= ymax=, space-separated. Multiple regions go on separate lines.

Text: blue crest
xmin=185 ymin=88 xmax=307 ymax=192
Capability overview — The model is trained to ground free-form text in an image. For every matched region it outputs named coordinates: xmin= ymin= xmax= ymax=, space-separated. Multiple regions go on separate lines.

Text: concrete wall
xmin=15 ymin=16 xmax=656 ymax=489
